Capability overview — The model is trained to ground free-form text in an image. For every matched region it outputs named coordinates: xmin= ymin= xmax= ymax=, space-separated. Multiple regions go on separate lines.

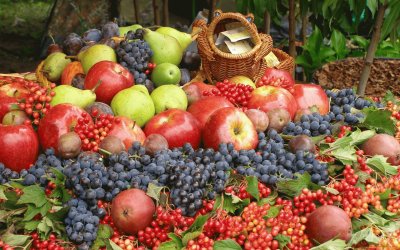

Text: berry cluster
xmin=225 ymin=182 xmax=271 ymax=200
xmin=74 ymin=111 xmax=117 ymax=152
xmin=30 ymin=232 xmax=67 ymax=250
xmin=203 ymin=80 xmax=253 ymax=107
xmin=117 ymin=29 xmax=154 ymax=87
xmin=0 ymin=240 xmax=13 ymax=250
xmin=137 ymin=206 xmax=194 ymax=248
xmin=0 ymin=163 xmax=19 ymax=184
xmin=283 ymin=112 xmax=333 ymax=137
xmin=186 ymin=234 xmax=214 ymax=250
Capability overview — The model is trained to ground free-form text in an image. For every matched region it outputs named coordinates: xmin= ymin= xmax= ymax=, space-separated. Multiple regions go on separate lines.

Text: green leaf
xmin=168 ymin=233 xmax=183 ymax=249
xmin=37 ymin=217 xmax=52 ymax=236
xmin=275 ymin=234 xmax=291 ymax=249
xmin=331 ymin=29 xmax=348 ymax=58
xmin=366 ymin=155 xmax=398 ymax=176
xmin=91 ymin=225 xmax=114 ymax=250
xmin=265 ymin=206 xmax=282 ymax=218
xmin=258 ymin=190 xmax=278 ymax=206
xmin=24 ymin=220 xmax=40 ymax=231
xmin=310 ymin=238 xmax=347 ymax=250
xmin=331 ymin=146 xmax=357 ymax=165
xmin=46 ymin=206 xmax=69 ymax=221
xmin=276 ymin=172 xmax=320 ymax=197
xmin=146 ymin=183 xmax=164 ymax=203
xmin=213 ymin=239 xmax=242 ymax=250
xmin=347 ymin=228 xmax=370 ymax=246
xmin=23 ymin=204 xmax=41 ymax=221
xmin=182 ymin=231 xmax=202 ymax=246
xmin=106 ymin=239 xmax=123 ymax=250
xmin=383 ymin=90 xmax=399 ymax=105
xmin=367 ymin=0 xmax=378 ymax=16
xmin=0 ymin=186 xmax=7 ymax=200
xmin=246 ymin=176 xmax=260 ymax=201
xmin=17 ymin=185 xmax=47 ymax=207
xmin=352 ymin=218 xmax=372 ymax=231
xmin=381 ymin=221 xmax=400 ymax=233
xmin=349 ymin=129 xmax=376 ymax=146
xmin=360 ymin=108 xmax=396 ymax=135
xmin=365 ymin=229 xmax=380 ymax=244
xmin=158 ymin=240 xmax=180 ymax=250
xmin=213 ymin=194 xmax=241 ymax=214
xmin=181 ymin=214 xmax=209 ymax=238
xmin=40 ymin=201 xmax=52 ymax=216
xmin=1 ymin=233 xmax=31 ymax=247
xmin=324 ymin=187 xmax=339 ymax=195
xmin=363 ymin=212 xmax=389 ymax=226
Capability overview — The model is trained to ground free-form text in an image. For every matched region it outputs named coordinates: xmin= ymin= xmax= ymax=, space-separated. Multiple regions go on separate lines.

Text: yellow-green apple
xmin=244 ymin=109 xmax=269 ymax=132
xmin=0 ymin=123 xmax=39 ymax=171
xmin=2 ymin=110 xmax=29 ymax=125
xmin=150 ymin=85 xmax=187 ymax=114
xmin=247 ymin=86 xmax=298 ymax=119
xmin=229 ymin=75 xmax=256 ymax=89
xmin=107 ymin=116 xmax=146 ymax=150
xmin=61 ymin=61 xmax=84 ymax=85
xmin=187 ymin=96 xmax=234 ymax=130
xmin=182 ymin=81 xmax=218 ymax=105
xmin=203 ymin=107 xmax=258 ymax=150
xmin=84 ymin=61 xmax=134 ymax=104
xmin=38 ymin=104 xmax=92 ymax=154
xmin=144 ymin=109 xmax=201 ymax=149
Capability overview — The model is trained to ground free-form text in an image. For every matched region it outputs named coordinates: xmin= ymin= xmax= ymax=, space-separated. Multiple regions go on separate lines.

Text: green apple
xmin=151 ymin=63 xmax=181 ymax=87
xmin=111 ymin=85 xmax=155 ymax=127
xmin=80 ymin=44 xmax=117 ymax=74
xmin=151 ymin=85 xmax=187 ymax=113
xmin=119 ymin=24 xmax=143 ymax=37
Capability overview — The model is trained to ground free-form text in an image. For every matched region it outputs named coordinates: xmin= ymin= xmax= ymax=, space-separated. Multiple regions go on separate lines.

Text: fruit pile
xmin=0 ymin=19 xmax=400 ymax=250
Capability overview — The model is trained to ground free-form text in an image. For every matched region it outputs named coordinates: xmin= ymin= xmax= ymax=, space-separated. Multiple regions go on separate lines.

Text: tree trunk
xmin=163 ymin=0 xmax=169 ymax=26
xmin=133 ymin=0 xmax=140 ymax=23
xmin=301 ymin=13 xmax=308 ymax=44
xmin=288 ymin=0 xmax=296 ymax=58
xmin=153 ymin=0 xmax=161 ymax=25
xmin=264 ymin=9 xmax=271 ymax=34
xmin=357 ymin=1 xmax=387 ymax=96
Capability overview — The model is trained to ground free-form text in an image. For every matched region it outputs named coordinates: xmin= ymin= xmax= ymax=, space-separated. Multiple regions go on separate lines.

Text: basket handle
xmin=193 ymin=19 xmax=215 ymax=61
xmin=253 ymin=33 xmax=273 ymax=64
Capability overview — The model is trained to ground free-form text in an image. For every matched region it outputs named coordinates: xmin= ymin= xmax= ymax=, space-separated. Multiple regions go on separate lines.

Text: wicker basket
xmin=194 ymin=10 xmax=293 ymax=83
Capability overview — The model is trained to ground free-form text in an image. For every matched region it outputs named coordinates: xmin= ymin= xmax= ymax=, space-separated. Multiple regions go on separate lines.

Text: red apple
xmin=38 ymin=103 xmax=92 ymax=154
xmin=107 ymin=116 xmax=146 ymax=150
xmin=292 ymin=83 xmax=329 ymax=115
xmin=182 ymin=81 xmax=218 ymax=105
xmin=247 ymin=86 xmax=298 ymax=119
xmin=144 ymin=109 xmax=201 ymax=149
xmin=0 ymin=80 xmax=30 ymax=99
xmin=203 ymin=107 xmax=258 ymax=150
xmin=84 ymin=61 xmax=134 ymax=104
xmin=61 ymin=61 xmax=84 ymax=85
xmin=111 ymin=188 xmax=155 ymax=234
xmin=187 ymin=96 xmax=234 ymax=130
xmin=0 ymin=123 xmax=39 ymax=171
xmin=0 ymin=94 xmax=19 ymax=121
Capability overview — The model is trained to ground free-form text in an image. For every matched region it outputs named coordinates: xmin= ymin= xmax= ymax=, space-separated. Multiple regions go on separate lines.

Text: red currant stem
xmin=91 ymin=80 xmax=103 ymax=93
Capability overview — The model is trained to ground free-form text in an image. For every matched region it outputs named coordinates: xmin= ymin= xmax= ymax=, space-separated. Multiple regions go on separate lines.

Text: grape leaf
xmin=246 ymin=176 xmax=260 ymax=201
xmin=363 ymin=212 xmax=389 ymax=226
xmin=0 ymin=186 xmax=7 ymax=200
xmin=276 ymin=172 xmax=320 ymax=197
xmin=17 ymin=185 xmax=47 ymax=207
xmin=331 ymin=146 xmax=356 ymax=165
xmin=347 ymin=228 xmax=370 ymax=246
xmin=258 ymin=189 xmax=278 ymax=205
xmin=24 ymin=220 xmax=40 ymax=231
xmin=324 ymin=187 xmax=339 ymax=195
xmin=365 ymin=229 xmax=380 ymax=244
xmin=1 ymin=233 xmax=31 ymax=247
xmin=351 ymin=218 xmax=372 ymax=231
xmin=146 ymin=183 xmax=164 ymax=203
xmin=167 ymin=233 xmax=183 ymax=249
xmin=383 ymin=90 xmax=400 ymax=105
xmin=213 ymin=239 xmax=242 ymax=250
xmin=310 ymin=239 xmax=346 ymax=250
xmin=349 ymin=129 xmax=375 ymax=146
xmin=106 ymin=239 xmax=123 ymax=250
xmin=158 ymin=241 xmax=180 ymax=250
xmin=182 ymin=232 xmax=202 ymax=246
xmin=265 ymin=206 xmax=282 ymax=218
xmin=360 ymin=108 xmax=396 ymax=135
xmin=366 ymin=155 xmax=398 ymax=176
xmin=275 ymin=234 xmax=290 ymax=249
xmin=181 ymin=214 xmax=209 ymax=239
xmin=213 ymin=194 xmax=241 ymax=214
xmin=23 ymin=204 xmax=41 ymax=221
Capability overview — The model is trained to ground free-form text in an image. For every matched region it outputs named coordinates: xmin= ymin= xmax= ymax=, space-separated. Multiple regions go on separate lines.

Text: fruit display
xmin=0 ymin=18 xmax=400 ymax=250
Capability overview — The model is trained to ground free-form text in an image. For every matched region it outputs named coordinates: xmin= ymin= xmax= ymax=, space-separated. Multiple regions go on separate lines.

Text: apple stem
xmin=11 ymin=114 xmax=15 ymax=123
xmin=48 ymin=32 xmax=56 ymax=44
xmin=131 ymin=121 xmax=137 ymax=129
xmin=65 ymin=56 xmax=78 ymax=60
xmin=91 ymin=80 xmax=103 ymax=92
xmin=98 ymin=148 xmax=112 ymax=156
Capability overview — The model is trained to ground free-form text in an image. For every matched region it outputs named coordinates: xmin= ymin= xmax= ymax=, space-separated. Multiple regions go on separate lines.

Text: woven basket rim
xmin=206 ymin=12 xmax=262 ymax=60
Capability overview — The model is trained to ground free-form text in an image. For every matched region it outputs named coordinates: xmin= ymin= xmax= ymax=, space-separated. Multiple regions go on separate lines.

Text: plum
xmin=245 ymin=109 xmax=269 ymax=132
xmin=57 ymin=132 xmax=81 ymax=159
xmin=144 ymin=134 xmax=169 ymax=155
xmin=289 ymin=135 xmax=316 ymax=153
xmin=99 ymin=135 xmax=125 ymax=155
xmin=305 ymin=205 xmax=352 ymax=244
xmin=361 ymin=133 xmax=400 ymax=165
xmin=267 ymin=108 xmax=291 ymax=133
